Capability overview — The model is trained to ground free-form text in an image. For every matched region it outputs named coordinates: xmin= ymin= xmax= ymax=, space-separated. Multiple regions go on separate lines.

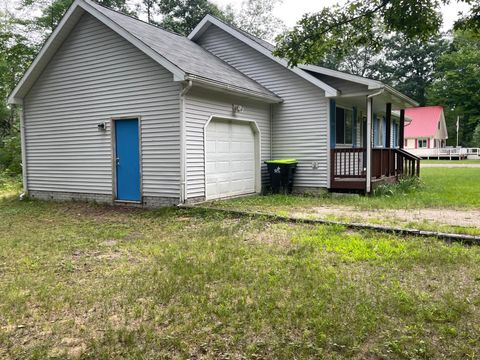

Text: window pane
xmin=344 ymin=109 xmax=352 ymax=144
xmin=336 ymin=108 xmax=345 ymax=144
xmin=393 ymin=123 xmax=397 ymax=147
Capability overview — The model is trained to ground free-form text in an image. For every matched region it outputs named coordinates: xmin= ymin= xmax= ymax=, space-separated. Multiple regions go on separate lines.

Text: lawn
xmin=212 ymin=167 xmax=480 ymax=210
xmin=1 ymin=187 xmax=480 ymax=358
xmin=422 ymin=159 xmax=480 ymax=164
xmin=0 ymin=174 xmax=22 ymax=199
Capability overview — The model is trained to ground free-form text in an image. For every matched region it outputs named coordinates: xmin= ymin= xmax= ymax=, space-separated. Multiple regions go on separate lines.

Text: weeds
xmin=0 ymin=197 xmax=479 ymax=358
xmin=373 ymin=176 xmax=423 ymax=197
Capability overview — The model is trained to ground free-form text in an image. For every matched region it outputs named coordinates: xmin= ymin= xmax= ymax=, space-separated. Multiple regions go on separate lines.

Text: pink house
xmin=404 ymin=106 xmax=448 ymax=150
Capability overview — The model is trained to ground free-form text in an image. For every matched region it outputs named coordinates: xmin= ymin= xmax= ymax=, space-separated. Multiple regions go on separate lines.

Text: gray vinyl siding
xmin=23 ymin=13 xmax=181 ymax=198
xmin=184 ymin=87 xmax=271 ymax=199
xmin=196 ymin=25 xmax=329 ymax=188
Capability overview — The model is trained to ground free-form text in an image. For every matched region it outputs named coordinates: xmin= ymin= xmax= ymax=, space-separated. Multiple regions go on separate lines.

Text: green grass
xmin=0 ymin=173 xmax=22 ymax=198
xmin=422 ymin=159 xmax=480 ymax=164
xmin=213 ymin=168 xmax=480 ymax=210
xmin=1 ymin=191 xmax=480 ymax=358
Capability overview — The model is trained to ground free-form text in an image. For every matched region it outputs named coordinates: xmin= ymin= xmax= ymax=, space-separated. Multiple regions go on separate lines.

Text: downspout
xmin=269 ymin=104 xmax=273 ymax=159
xmin=18 ymin=104 xmax=28 ymax=196
xmin=366 ymin=89 xmax=384 ymax=194
xmin=179 ymin=80 xmax=193 ymax=204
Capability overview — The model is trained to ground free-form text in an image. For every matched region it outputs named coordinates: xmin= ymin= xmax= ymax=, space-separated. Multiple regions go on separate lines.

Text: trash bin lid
xmin=264 ymin=158 xmax=298 ymax=164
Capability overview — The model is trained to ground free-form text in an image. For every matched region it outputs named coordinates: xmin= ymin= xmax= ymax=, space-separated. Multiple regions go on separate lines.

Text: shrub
xmin=0 ymin=131 xmax=22 ymax=175
xmin=373 ymin=176 xmax=423 ymax=197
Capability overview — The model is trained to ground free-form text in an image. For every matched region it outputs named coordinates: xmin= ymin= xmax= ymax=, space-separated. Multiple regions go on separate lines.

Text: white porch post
xmin=366 ymin=97 xmax=373 ymax=193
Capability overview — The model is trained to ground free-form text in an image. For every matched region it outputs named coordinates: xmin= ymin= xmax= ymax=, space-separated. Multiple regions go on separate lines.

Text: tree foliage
xmin=233 ymin=0 xmax=286 ymax=42
xmin=427 ymin=30 xmax=480 ymax=146
xmin=273 ymin=0 xmax=476 ymax=67
xmin=21 ymin=0 xmax=133 ymax=33
xmin=0 ymin=12 xmax=35 ymax=174
xmin=311 ymin=26 xmax=447 ymax=105
xmin=155 ymin=0 xmax=233 ymax=35
xmin=472 ymin=123 xmax=480 ymax=147
xmin=374 ymin=33 xmax=448 ymax=105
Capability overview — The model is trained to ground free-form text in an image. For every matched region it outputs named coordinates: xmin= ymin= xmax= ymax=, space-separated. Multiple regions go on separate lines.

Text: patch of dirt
xmin=246 ymin=222 xmax=300 ymax=249
xmin=101 ymin=239 xmax=118 ymax=246
xmin=52 ymin=202 xmax=144 ymax=222
xmin=49 ymin=337 xmax=86 ymax=359
xmin=123 ymin=231 xmax=143 ymax=241
xmin=292 ymin=206 xmax=480 ymax=229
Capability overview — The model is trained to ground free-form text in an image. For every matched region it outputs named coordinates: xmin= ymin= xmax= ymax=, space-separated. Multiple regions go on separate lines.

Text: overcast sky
xmin=1 ymin=0 xmax=472 ymax=33
xmin=210 ymin=0 xmax=472 ymax=31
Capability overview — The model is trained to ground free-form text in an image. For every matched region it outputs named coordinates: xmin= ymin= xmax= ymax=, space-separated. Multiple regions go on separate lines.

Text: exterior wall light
xmin=232 ymin=104 xmax=244 ymax=113
xmin=97 ymin=122 xmax=107 ymax=131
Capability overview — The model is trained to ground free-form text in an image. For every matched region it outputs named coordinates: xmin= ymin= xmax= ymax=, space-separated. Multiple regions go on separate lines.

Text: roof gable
xmin=9 ymin=0 xmax=279 ymax=104
xmin=188 ymin=15 xmax=339 ymax=97
xmin=404 ymin=106 xmax=445 ymax=138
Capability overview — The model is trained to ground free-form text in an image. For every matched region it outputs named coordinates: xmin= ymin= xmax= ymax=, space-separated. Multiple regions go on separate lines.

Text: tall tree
xmin=21 ymin=0 xmax=134 ymax=34
xmin=234 ymin=0 xmax=286 ymax=42
xmin=156 ymin=0 xmax=233 ymax=35
xmin=373 ymin=34 xmax=448 ymax=105
xmin=427 ymin=30 xmax=480 ymax=146
xmin=312 ymin=16 xmax=386 ymax=77
xmin=142 ymin=0 xmax=159 ymax=24
xmin=0 ymin=12 xmax=35 ymax=137
xmin=472 ymin=123 xmax=480 ymax=147
xmin=273 ymin=0 xmax=477 ymax=66
xmin=0 ymin=11 xmax=36 ymax=174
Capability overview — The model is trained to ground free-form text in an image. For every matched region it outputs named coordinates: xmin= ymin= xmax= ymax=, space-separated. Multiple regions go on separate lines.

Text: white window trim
xmin=418 ymin=138 xmax=428 ymax=148
xmin=335 ymin=105 xmax=354 ymax=147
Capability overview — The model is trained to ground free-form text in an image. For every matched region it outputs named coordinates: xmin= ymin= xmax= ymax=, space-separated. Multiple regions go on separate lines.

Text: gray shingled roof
xmin=86 ymin=0 xmax=279 ymax=99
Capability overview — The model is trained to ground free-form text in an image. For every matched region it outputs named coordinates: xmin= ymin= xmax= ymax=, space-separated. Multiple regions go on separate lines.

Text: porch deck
xmin=330 ymin=148 xmax=420 ymax=192
xmin=407 ymin=147 xmax=480 ymax=160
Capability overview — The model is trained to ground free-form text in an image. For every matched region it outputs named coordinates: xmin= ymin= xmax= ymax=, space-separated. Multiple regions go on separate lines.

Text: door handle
xmin=116 ymin=157 xmax=120 ymax=166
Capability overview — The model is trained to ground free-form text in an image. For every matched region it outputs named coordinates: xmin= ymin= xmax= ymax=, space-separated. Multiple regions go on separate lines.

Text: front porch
xmin=329 ymin=90 xmax=420 ymax=193
xmin=330 ymin=148 xmax=420 ymax=191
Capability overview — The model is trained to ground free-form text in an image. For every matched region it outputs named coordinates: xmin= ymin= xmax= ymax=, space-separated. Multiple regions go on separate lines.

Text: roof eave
xmin=186 ymin=74 xmax=283 ymax=104
xmin=384 ymin=85 xmax=419 ymax=107
xmin=298 ymin=64 xmax=384 ymax=90
xmin=298 ymin=64 xmax=420 ymax=107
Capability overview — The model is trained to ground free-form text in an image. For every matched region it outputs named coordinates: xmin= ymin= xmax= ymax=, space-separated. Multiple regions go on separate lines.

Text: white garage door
xmin=205 ymin=119 xmax=257 ymax=200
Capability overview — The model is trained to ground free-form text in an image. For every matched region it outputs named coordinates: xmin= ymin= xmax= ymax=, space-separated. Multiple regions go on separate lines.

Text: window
xmin=335 ymin=107 xmax=353 ymax=145
xmin=393 ymin=123 xmax=398 ymax=148
xmin=373 ymin=116 xmax=384 ymax=147
xmin=418 ymin=139 xmax=427 ymax=148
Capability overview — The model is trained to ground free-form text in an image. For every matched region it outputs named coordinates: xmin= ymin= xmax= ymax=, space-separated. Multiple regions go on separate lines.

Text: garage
xmin=205 ymin=119 xmax=259 ymax=200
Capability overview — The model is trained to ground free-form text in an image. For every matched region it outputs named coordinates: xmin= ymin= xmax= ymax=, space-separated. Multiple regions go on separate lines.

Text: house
xmin=8 ymin=0 xmax=420 ymax=207
xmin=404 ymin=106 xmax=448 ymax=156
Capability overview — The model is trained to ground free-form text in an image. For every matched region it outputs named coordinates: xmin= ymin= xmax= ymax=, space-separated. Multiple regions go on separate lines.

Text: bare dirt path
xmin=292 ymin=206 xmax=480 ymax=228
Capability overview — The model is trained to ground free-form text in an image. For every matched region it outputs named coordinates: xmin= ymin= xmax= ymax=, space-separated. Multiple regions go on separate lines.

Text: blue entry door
xmin=115 ymin=119 xmax=141 ymax=201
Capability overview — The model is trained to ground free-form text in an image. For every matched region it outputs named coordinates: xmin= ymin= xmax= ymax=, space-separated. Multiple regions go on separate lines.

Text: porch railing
xmin=331 ymin=148 xmax=420 ymax=191
xmin=396 ymin=148 xmax=421 ymax=177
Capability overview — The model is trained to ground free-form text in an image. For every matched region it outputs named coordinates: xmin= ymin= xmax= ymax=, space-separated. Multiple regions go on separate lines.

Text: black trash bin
xmin=264 ymin=159 xmax=298 ymax=193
